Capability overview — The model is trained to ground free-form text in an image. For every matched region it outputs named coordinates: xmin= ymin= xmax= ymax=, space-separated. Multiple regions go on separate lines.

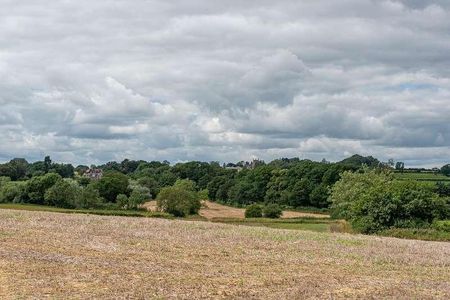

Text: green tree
xmin=441 ymin=164 xmax=450 ymax=176
xmin=245 ymin=204 xmax=263 ymax=218
xmin=116 ymin=194 xmax=129 ymax=209
xmin=137 ymin=176 xmax=160 ymax=199
xmin=156 ymin=181 xmax=200 ymax=217
xmin=330 ymin=168 xmax=447 ymax=233
xmin=93 ymin=171 xmax=129 ymax=202
xmin=44 ymin=156 xmax=52 ymax=173
xmin=309 ymin=184 xmax=329 ymax=208
xmin=44 ymin=179 xmax=78 ymax=208
xmin=0 ymin=158 xmax=29 ymax=180
xmin=75 ymin=185 xmax=103 ymax=209
xmin=263 ymin=203 xmax=282 ymax=218
xmin=127 ymin=186 xmax=150 ymax=209
xmin=25 ymin=173 xmax=62 ymax=204
xmin=0 ymin=181 xmax=26 ymax=203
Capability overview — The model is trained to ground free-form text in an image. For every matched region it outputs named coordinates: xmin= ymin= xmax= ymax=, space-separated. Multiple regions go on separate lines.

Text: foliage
xmin=339 ymin=154 xmax=380 ymax=168
xmin=197 ymin=188 xmax=209 ymax=200
xmin=44 ymin=179 xmax=78 ymax=208
xmin=127 ymin=186 xmax=151 ymax=209
xmin=25 ymin=173 xmax=62 ymax=204
xmin=137 ymin=176 xmax=160 ymax=199
xmin=0 ymin=181 xmax=26 ymax=203
xmin=116 ymin=194 xmax=129 ymax=209
xmin=432 ymin=220 xmax=450 ymax=232
xmin=435 ymin=182 xmax=450 ymax=197
xmin=0 ymin=158 xmax=29 ymax=180
xmin=331 ymin=168 xmax=448 ymax=233
xmin=441 ymin=164 xmax=450 ymax=176
xmin=245 ymin=204 xmax=263 ymax=218
xmin=74 ymin=185 xmax=103 ymax=209
xmin=93 ymin=171 xmax=129 ymax=202
xmin=263 ymin=203 xmax=282 ymax=218
xmin=156 ymin=180 xmax=201 ymax=217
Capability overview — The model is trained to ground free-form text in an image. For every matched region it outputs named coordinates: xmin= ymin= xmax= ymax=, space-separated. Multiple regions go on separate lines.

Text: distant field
xmin=0 ymin=210 xmax=449 ymax=299
xmin=211 ymin=217 xmax=349 ymax=233
xmin=394 ymin=172 xmax=450 ymax=181
xmin=144 ymin=200 xmax=330 ymax=220
xmin=0 ymin=203 xmax=171 ymax=218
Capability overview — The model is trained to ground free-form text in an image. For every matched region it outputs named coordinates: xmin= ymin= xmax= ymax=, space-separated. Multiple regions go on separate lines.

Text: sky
xmin=1 ymin=0 xmax=450 ymax=167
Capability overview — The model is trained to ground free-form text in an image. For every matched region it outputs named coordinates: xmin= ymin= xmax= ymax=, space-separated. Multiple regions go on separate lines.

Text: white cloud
xmin=0 ymin=0 xmax=449 ymax=167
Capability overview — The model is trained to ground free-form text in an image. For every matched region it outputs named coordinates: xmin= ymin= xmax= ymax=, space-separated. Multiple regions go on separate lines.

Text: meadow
xmin=0 ymin=209 xmax=449 ymax=299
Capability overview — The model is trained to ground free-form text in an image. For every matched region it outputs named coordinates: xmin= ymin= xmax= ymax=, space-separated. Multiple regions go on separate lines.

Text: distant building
xmin=225 ymin=166 xmax=243 ymax=172
xmin=223 ymin=159 xmax=265 ymax=171
xmin=83 ymin=168 xmax=103 ymax=180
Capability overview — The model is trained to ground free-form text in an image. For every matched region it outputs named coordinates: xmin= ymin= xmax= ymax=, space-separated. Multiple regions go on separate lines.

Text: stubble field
xmin=0 ymin=209 xmax=449 ymax=299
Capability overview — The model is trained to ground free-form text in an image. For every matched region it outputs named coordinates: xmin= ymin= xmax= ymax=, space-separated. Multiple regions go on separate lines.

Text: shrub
xmin=116 ymin=194 xmax=129 ymax=209
xmin=245 ymin=204 xmax=263 ymax=218
xmin=0 ymin=181 xmax=26 ymax=203
xmin=331 ymin=168 xmax=448 ymax=234
xmin=44 ymin=179 xmax=78 ymax=208
xmin=74 ymin=185 xmax=103 ymax=209
xmin=127 ymin=186 xmax=151 ymax=210
xmin=263 ymin=203 xmax=282 ymax=218
xmin=433 ymin=220 xmax=450 ymax=232
xmin=198 ymin=189 xmax=209 ymax=200
xmin=26 ymin=173 xmax=62 ymax=204
xmin=93 ymin=171 xmax=129 ymax=202
xmin=157 ymin=180 xmax=200 ymax=217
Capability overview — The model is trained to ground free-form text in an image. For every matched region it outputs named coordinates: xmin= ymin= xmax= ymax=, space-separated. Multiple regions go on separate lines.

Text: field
xmin=394 ymin=172 xmax=450 ymax=182
xmin=0 ymin=203 xmax=171 ymax=218
xmin=1 ymin=209 xmax=449 ymax=299
xmin=144 ymin=200 xmax=329 ymax=220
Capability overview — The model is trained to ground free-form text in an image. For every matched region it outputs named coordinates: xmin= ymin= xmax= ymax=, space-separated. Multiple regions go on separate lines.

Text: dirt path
xmin=143 ymin=200 xmax=329 ymax=219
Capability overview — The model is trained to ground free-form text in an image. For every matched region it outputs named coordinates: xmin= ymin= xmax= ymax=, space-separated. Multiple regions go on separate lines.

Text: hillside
xmin=0 ymin=210 xmax=449 ymax=299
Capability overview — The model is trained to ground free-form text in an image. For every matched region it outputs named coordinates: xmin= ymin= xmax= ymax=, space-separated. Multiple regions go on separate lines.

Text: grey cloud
xmin=0 ymin=0 xmax=449 ymax=166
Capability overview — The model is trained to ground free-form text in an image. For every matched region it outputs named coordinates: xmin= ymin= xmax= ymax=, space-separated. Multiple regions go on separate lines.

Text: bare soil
xmin=143 ymin=200 xmax=329 ymax=220
xmin=0 ymin=209 xmax=449 ymax=299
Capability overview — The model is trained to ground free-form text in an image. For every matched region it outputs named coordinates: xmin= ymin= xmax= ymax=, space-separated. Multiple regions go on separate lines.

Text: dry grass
xmin=0 ymin=209 xmax=449 ymax=299
xmin=143 ymin=200 xmax=329 ymax=220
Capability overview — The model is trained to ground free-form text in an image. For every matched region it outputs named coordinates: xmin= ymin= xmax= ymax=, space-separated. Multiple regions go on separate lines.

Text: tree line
xmin=0 ymin=154 xmax=449 ymax=234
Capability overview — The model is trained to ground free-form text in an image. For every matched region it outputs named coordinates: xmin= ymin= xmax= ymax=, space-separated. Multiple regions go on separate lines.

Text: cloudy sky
xmin=1 ymin=0 xmax=450 ymax=167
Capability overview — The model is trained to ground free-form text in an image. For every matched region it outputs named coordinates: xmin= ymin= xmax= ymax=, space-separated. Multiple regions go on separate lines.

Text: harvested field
xmin=143 ymin=200 xmax=329 ymax=220
xmin=0 ymin=209 xmax=449 ymax=299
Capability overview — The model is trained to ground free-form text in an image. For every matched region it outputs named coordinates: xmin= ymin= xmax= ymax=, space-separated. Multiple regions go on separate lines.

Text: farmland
xmin=1 ymin=209 xmax=449 ymax=299
xmin=394 ymin=172 xmax=450 ymax=182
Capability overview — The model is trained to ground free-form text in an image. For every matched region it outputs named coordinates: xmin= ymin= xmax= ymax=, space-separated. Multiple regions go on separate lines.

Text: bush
xmin=433 ymin=220 xmax=450 ymax=232
xmin=127 ymin=186 xmax=151 ymax=210
xmin=25 ymin=173 xmax=62 ymax=204
xmin=263 ymin=203 xmax=282 ymax=218
xmin=0 ymin=181 xmax=26 ymax=203
xmin=74 ymin=185 xmax=103 ymax=209
xmin=44 ymin=179 xmax=78 ymax=208
xmin=116 ymin=194 xmax=129 ymax=209
xmin=93 ymin=171 xmax=129 ymax=202
xmin=156 ymin=180 xmax=200 ymax=217
xmin=245 ymin=204 xmax=263 ymax=218
xmin=330 ymin=168 xmax=448 ymax=234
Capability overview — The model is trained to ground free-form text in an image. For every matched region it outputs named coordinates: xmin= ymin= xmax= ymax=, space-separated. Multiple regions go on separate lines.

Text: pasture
xmin=1 ymin=209 xmax=449 ymax=299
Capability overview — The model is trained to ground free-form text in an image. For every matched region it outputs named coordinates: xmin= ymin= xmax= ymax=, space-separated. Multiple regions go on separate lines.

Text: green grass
xmin=394 ymin=172 xmax=450 ymax=182
xmin=0 ymin=203 xmax=172 ymax=219
xmin=378 ymin=227 xmax=450 ymax=242
xmin=211 ymin=217 xmax=349 ymax=233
